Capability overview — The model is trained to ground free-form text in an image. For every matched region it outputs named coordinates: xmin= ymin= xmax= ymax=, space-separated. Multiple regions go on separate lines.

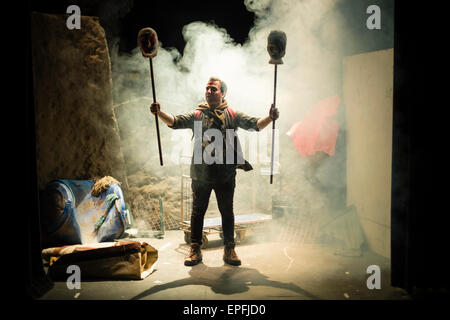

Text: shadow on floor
xmin=131 ymin=262 xmax=321 ymax=300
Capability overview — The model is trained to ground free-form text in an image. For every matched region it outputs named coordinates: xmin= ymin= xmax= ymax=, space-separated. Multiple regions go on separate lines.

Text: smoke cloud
xmin=111 ymin=0 xmax=350 ymax=151
xmin=106 ymin=0 xmax=391 ymax=244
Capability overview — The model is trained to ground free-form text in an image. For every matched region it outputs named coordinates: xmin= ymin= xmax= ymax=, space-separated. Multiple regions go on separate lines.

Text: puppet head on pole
xmin=137 ymin=27 xmax=158 ymax=58
xmin=267 ymin=30 xmax=287 ymax=65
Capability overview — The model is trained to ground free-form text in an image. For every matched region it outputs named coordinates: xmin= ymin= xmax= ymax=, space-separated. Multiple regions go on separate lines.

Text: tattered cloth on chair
xmin=42 ymin=240 xmax=158 ymax=280
xmin=41 ymin=176 xmax=128 ymax=246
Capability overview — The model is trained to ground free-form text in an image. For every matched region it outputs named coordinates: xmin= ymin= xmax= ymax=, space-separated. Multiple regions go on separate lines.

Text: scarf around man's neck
xmin=195 ymin=100 xmax=253 ymax=171
xmin=196 ymin=100 xmax=228 ymax=127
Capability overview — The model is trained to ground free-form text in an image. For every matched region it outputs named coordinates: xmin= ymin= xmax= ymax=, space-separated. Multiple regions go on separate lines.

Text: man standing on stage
xmin=150 ymin=77 xmax=279 ymax=266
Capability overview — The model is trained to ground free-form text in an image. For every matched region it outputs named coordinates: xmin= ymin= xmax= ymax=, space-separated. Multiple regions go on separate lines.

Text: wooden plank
xmin=183 ymin=213 xmax=272 ymax=228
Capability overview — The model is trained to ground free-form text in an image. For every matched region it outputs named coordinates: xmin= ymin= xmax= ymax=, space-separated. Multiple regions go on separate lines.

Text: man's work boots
xmin=223 ymin=244 xmax=241 ymax=266
xmin=184 ymin=244 xmax=202 ymax=266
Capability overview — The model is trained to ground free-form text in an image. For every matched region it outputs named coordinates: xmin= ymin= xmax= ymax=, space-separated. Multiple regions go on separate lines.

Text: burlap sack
xmin=42 ymin=240 xmax=158 ymax=280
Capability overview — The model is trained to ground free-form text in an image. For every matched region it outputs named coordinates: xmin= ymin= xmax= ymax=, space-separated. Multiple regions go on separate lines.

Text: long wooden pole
xmin=149 ymin=58 xmax=163 ymax=166
xmin=270 ymin=64 xmax=277 ymax=184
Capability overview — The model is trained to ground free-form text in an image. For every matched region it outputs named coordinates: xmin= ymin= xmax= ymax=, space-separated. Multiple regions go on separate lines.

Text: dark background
xmin=25 ymin=0 xmax=448 ymax=309
xmin=27 ymin=0 xmax=394 ymax=55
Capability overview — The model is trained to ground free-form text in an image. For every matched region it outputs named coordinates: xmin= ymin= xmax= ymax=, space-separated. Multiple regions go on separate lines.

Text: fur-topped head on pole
xmin=267 ymin=30 xmax=287 ymax=65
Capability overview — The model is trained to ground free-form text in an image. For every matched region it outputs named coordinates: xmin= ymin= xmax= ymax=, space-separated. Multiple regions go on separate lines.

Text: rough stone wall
xmin=31 ymin=12 xmax=129 ymax=196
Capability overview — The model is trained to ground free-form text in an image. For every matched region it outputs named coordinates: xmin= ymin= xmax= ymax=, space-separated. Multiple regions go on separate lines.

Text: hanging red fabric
xmin=287 ymin=95 xmax=340 ymax=157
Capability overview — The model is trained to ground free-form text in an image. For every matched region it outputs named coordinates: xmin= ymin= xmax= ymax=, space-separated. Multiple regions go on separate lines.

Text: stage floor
xmin=39 ymin=229 xmax=408 ymax=301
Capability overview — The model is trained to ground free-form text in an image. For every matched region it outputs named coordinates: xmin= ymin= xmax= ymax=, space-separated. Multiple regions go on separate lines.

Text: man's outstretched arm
xmin=257 ymin=104 xmax=279 ymax=130
xmin=150 ymin=102 xmax=175 ymax=126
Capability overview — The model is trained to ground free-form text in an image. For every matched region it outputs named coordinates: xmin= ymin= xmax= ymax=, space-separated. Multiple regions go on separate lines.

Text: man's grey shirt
xmin=169 ymin=108 xmax=260 ymax=183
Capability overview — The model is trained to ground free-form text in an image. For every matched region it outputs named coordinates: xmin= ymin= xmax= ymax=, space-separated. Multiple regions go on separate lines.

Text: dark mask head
xmin=267 ymin=30 xmax=287 ymax=64
xmin=138 ymin=27 xmax=158 ymax=58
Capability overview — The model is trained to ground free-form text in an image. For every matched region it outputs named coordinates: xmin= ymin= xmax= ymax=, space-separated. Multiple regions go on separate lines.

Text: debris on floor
xmin=317 ymin=205 xmax=365 ymax=257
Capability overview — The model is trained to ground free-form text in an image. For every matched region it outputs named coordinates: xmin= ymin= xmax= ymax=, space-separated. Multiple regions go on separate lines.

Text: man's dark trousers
xmin=190 ymin=178 xmax=236 ymax=246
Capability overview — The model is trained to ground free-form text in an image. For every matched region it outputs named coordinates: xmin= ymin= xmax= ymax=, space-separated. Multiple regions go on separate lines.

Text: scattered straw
xmin=91 ymin=176 xmax=121 ymax=197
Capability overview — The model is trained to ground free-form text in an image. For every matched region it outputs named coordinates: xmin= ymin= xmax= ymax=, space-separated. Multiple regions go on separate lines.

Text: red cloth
xmin=287 ymin=95 xmax=340 ymax=157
